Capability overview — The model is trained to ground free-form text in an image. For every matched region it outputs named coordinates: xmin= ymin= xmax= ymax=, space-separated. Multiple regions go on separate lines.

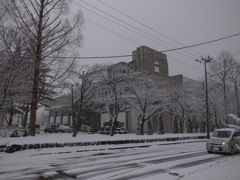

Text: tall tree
xmin=209 ymin=51 xmax=235 ymax=123
xmin=0 ymin=27 xmax=32 ymax=126
xmin=126 ymin=74 xmax=162 ymax=135
xmin=208 ymin=80 xmax=225 ymax=128
xmin=5 ymin=0 xmax=84 ymax=135
xmin=229 ymin=62 xmax=240 ymax=117
xmin=164 ymin=81 xmax=203 ymax=133
xmin=71 ymin=65 xmax=100 ymax=137
xmin=95 ymin=64 xmax=132 ymax=136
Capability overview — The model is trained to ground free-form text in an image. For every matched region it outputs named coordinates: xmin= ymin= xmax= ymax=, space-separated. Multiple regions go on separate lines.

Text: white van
xmin=206 ymin=127 xmax=240 ymax=155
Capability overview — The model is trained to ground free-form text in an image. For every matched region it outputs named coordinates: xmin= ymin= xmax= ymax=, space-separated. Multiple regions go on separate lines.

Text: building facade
xmin=130 ymin=46 xmax=169 ymax=78
xmin=45 ymin=46 xmax=202 ymax=134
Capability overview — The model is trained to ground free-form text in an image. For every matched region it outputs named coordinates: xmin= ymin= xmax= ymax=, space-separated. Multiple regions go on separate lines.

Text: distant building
xmin=46 ymin=95 xmax=72 ymax=126
xmin=45 ymin=46 xmax=202 ymax=134
xmin=45 ymin=95 xmax=101 ymax=132
xmin=130 ymin=46 xmax=169 ymax=78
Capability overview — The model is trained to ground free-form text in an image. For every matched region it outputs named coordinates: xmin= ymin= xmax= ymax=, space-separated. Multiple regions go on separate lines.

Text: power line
xmin=86 ymin=18 xmax=144 ymax=46
xmin=74 ymin=0 xmax=198 ymax=60
xmin=209 ymin=64 xmax=240 ymax=77
xmin=233 ymin=49 xmax=240 ymax=58
xmin=39 ymin=32 xmax=240 ymax=59
xmin=169 ymin=55 xmax=203 ymax=73
xmin=97 ymin=0 xmax=203 ymax=57
xmin=209 ymin=49 xmax=240 ymax=77
xmin=84 ymin=19 xmax=202 ymax=72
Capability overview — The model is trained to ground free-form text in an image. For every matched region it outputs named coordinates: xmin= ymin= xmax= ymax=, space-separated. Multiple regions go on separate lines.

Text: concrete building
xmin=45 ymin=46 xmax=202 ymax=134
xmin=130 ymin=46 xmax=169 ymax=78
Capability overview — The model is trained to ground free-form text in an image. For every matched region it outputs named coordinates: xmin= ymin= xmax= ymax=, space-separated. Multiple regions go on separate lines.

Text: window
xmin=155 ymin=61 xmax=160 ymax=73
xmin=212 ymin=130 xmax=232 ymax=138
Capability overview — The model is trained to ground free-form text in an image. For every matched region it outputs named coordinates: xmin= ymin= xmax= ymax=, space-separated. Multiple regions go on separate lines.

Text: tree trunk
xmin=72 ymin=107 xmax=77 ymax=137
xmin=110 ymin=116 xmax=118 ymax=136
xmin=136 ymin=117 xmax=141 ymax=135
xmin=8 ymin=102 xmax=14 ymax=126
xmin=72 ymin=85 xmax=77 ymax=137
xmin=179 ymin=122 xmax=183 ymax=133
xmin=157 ymin=114 xmax=164 ymax=135
xmin=173 ymin=116 xmax=179 ymax=133
xmin=72 ymin=112 xmax=77 ymax=137
xmin=223 ymin=79 xmax=228 ymax=124
xmin=29 ymin=1 xmax=44 ymax=136
xmin=110 ymin=123 xmax=115 ymax=136
xmin=140 ymin=120 xmax=144 ymax=135
xmin=23 ymin=104 xmax=29 ymax=128
xmin=76 ymin=105 xmax=83 ymax=135
xmin=214 ymin=108 xmax=219 ymax=129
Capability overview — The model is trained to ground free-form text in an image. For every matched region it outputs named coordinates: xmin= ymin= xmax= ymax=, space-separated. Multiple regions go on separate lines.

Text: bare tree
xmin=71 ymin=65 xmax=100 ymax=137
xmin=5 ymin=0 xmax=84 ymax=135
xmin=94 ymin=64 xmax=132 ymax=136
xmin=164 ymin=82 xmax=203 ymax=133
xmin=208 ymin=80 xmax=225 ymax=128
xmin=229 ymin=62 xmax=240 ymax=117
xmin=209 ymin=51 xmax=236 ymax=123
xmin=0 ymin=27 xmax=32 ymax=127
xmin=126 ymin=74 xmax=162 ymax=135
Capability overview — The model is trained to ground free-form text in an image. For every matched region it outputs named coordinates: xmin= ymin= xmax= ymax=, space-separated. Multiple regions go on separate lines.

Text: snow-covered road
xmin=1 ymin=141 xmax=239 ymax=180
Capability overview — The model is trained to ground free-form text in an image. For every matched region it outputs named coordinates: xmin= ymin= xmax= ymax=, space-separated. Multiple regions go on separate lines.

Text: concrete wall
xmin=132 ymin=46 xmax=169 ymax=78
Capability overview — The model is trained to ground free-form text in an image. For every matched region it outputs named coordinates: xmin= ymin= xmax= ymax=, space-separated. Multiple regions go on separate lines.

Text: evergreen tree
xmin=157 ymin=114 xmax=164 ymax=134
xmin=136 ymin=117 xmax=141 ymax=135
xmin=187 ymin=117 xmax=193 ymax=133
xmin=146 ymin=120 xmax=153 ymax=135
xmin=173 ymin=116 xmax=179 ymax=133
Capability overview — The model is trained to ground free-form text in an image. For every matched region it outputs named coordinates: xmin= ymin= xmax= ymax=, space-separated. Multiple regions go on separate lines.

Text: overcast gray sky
xmin=72 ymin=0 xmax=240 ymax=80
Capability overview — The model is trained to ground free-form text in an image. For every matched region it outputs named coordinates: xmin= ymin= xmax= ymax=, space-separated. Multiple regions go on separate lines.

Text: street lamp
xmin=196 ymin=56 xmax=212 ymax=139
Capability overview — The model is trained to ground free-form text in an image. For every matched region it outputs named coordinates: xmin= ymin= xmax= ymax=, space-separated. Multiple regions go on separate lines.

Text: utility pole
xmin=196 ymin=56 xmax=212 ymax=139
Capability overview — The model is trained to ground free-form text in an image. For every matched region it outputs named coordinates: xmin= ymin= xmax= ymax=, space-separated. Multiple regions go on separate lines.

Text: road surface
xmin=0 ymin=141 xmax=238 ymax=180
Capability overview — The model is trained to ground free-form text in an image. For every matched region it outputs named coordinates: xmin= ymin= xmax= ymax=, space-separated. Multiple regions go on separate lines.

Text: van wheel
xmin=230 ymin=147 xmax=235 ymax=155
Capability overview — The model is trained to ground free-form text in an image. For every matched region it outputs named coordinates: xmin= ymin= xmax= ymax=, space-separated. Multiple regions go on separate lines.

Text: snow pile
xmin=228 ymin=114 xmax=240 ymax=123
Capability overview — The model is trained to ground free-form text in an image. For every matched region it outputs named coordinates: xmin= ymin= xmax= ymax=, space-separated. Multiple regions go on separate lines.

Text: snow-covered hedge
xmin=1 ymin=135 xmax=206 ymax=153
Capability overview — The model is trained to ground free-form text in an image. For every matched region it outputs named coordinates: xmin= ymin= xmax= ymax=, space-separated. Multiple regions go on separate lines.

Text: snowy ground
xmin=0 ymin=133 xmax=240 ymax=180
